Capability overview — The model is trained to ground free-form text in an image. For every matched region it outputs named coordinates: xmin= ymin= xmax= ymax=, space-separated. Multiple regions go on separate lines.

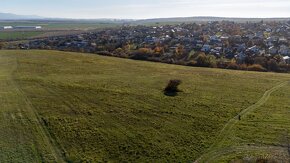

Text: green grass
xmin=0 ymin=31 xmax=44 ymax=40
xmin=0 ymin=21 xmax=120 ymax=30
xmin=0 ymin=50 xmax=289 ymax=162
xmin=211 ymin=83 xmax=290 ymax=162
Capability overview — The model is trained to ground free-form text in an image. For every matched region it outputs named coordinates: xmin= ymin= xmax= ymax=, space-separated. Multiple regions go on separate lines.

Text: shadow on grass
xmin=164 ymin=91 xmax=179 ymax=97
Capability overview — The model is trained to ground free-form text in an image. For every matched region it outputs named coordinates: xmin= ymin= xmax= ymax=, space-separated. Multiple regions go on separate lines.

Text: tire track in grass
xmin=205 ymin=145 xmax=290 ymax=163
xmin=195 ymin=81 xmax=289 ymax=163
xmin=0 ymin=54 xmax=39 ymax=162
xmin=10 ymin=56 xmax=66 ymax=162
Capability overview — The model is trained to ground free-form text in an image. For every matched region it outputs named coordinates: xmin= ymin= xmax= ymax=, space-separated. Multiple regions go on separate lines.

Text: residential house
xmin=201 ymin=44 xmax=211 ymax=53
xmin=283 ymin=56 xmax=290 ymax=64
xmin=279 ymin=45 xmax=290 ymax=56
xmin=269 ymin=46 xmax=278 ymax=55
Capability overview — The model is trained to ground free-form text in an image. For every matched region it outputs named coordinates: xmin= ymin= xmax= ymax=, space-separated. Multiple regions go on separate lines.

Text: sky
xmin=2 ymin=0 xmax=290 ymax=19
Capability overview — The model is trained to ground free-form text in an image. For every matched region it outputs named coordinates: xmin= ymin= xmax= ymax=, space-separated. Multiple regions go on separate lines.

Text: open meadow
xmin=0 ymin=31 xmax=45 ymax=41
xmin=0 ymin=50 xmax=289 ymax=162
xmin=0 ymin=20 xmax=120 ymax=30
xmin=0 ymin=20 xmax=121 ymax=41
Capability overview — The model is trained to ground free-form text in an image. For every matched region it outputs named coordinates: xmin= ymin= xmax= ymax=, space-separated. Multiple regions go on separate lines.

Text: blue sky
xmin=2 ymin=0 xmax=290 ymax=19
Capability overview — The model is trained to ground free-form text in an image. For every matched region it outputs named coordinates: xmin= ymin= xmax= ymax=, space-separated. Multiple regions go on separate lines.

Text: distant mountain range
xmin=1 ymin=12 xmax=289 ymax=23
xmin=0 ymin=12 xmax=43 ymax=20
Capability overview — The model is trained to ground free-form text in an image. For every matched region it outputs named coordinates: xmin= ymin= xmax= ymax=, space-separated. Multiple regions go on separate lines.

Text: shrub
xmin=97 ymin=51 xmax=113 ymax=56
xmin=0 ymin=42 xmax=4 ymax=49
xmin=238 ymin=64 xmax=248 ymax=70
xmin=254 ymin=56 xmax=267 ymax=68
xmin=278 ymin=63 xmax=289 ymax=73
xmin=226 ymin=62 xmax=239 ymax=70
xmin=195 ymin=53 xmax=208 ymax=67
xmin=186 ymin=60 xmax=197 ymax=66
xmin=164 ymin=80 xmax=182 ymax=96
xmin=267 ymin=59 xmax=279 ymax=72
xmin=207 ymin=55 xmax=217 ymax=68
xmin=129 ymin=52 xmax=149 ymax=60
xmin=247 ymin=64 xmax=267 ymax=72
xmin=216 ymin=59 xmax=228 ymax=69
xmin=194 ymin=53 xmax=217 ymax=68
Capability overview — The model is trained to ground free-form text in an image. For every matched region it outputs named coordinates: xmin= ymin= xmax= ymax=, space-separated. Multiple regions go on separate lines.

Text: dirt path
xmin=195 ymin=81 xmax=289 ymax=163
xmin=205 ymin=145 xmax=289 ymax=162
xmin=0 ymin=54 xmax=65 ymax=162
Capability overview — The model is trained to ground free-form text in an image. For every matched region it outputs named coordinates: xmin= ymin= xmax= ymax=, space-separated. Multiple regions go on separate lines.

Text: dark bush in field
xmin=164 ymin=79 xmax=182 ymax=96
xmin=247 ymin=64 xmax=267 ymax=72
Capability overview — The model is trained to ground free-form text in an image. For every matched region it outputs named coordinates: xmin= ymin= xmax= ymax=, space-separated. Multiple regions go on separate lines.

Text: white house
xmin=269 ymin=46 xmax=278 ymax=55
xmin=1 ymin=26 xmax=13 ymax=30
xmin=248 ymin=45 xmax=260 ymax=54
xmin=14 ymin=26 xmax=42 ymax=30
xmin=283 ymin=56 xmax=290 ymax=64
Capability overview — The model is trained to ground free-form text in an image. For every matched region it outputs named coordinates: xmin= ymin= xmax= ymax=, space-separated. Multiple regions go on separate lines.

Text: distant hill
xmin=0 ymin=12 xmax=43 ymax=20
xmin=1 ymin=13 xmax=289 ymax=23
xmin=134 ymin=16 xmax=290 ymax=24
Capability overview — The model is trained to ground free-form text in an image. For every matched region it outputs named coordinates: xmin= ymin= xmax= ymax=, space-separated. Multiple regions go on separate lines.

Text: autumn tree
xmin=175 ymin=45 xmax=184 ymax=55
xmin=195 ymin=53 xmax=208 ymax=67
xmin=195 ymin=53 xmax=217 ymax=67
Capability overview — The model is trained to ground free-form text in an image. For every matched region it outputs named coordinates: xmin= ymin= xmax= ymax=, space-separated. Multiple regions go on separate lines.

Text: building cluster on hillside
xmin=17 ymin=21 xmax=290 ymax=72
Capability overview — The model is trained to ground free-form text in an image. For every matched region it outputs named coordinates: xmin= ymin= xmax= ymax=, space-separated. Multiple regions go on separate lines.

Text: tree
xmin=207 ymin=55 xmax=217 ymax=68
xmin=267 ymin=59 xmax=279 ymax=72
xmin=195 ymin=53 xmax=208 ymax=67
xmin=195 ymin=53 xmax=217 ymax=67
xmin=0 ymin=42 xmax=4 ymax=49
xmin=175 ymin=45 xmax=184 ymax=55
xmin=245 ymin=56 xmax=254 ymax=65
xmin=254 ymin=56 xmax=267 ymax=68
xmin=164 ymin=80 xmax=182 ymax=96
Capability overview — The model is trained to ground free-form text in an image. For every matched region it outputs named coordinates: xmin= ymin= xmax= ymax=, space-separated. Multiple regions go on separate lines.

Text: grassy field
xmin=0 ymin=50 xmax=289 ymax=162
xmin=0 ymin=20 xmax=120 ymax=30
xmin=0 ymin=20 xmax=121 ymax=41
xmin=0 ymin=31 xmax=44 ymax=40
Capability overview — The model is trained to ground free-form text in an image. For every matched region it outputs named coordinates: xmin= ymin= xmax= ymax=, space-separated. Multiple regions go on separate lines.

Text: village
xmin=17 ymin=21 xmax=290 ymax=72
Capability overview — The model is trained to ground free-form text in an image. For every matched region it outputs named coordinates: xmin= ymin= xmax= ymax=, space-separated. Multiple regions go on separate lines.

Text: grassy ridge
xmin=0 ymin=50 xmax=289 ymax=162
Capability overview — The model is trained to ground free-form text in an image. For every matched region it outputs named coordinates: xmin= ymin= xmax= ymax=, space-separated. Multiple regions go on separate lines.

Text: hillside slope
xmin=0 ymin=50 xmax=289 ymax=162
xmin=0 ymin=52 xmax=64 ymax=162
